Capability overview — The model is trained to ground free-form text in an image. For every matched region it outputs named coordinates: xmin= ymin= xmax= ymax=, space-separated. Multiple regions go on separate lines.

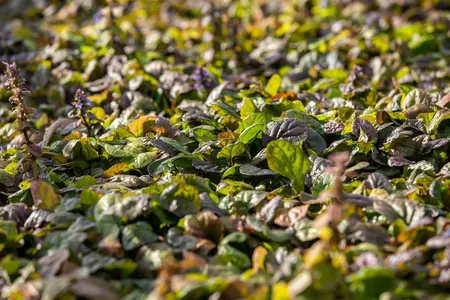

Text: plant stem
xmin=81 ymin=114 xmax=92 ymax=137
xmin=31 ymin=160 xmax=39 ymax=179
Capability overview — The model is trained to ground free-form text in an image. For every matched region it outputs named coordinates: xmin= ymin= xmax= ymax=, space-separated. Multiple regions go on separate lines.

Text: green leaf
xmin=295 ymin=219 xmax=319 ymax=242
xmin=0 ymin=220 xmax=19 ymax=244
xmin=78 ymin=139 xmax=99 ymax=160
xmin=237 ymin=123 xmax=265 ymax=144
xmin=101 ymin=195 xmax=150 ymax=221
xmin=94 ymin=193 xmax=123 ymax=221
xmin=160 ymin=183 xmax=200 ymax=217
xmin=150 ymin=137 xmax=190 ymax=155
xmin=192 ymin=160 xmax=225 ymax=174
xmin=206 ymin=81 xmax=228 ymax=105
xmin=284 ymin=110 xmax=323 ymax=133
xmin=102 ymin=143 xmax=132 ymax=158
xmin=43 ymin=231 xmax=87 ymax=253
xmin=239 ymin=164 xmax=276 ymax=176
xmin=192 ymin=126 xmax=217 ymax=142
xmin=95 ymin=215 xmax=122 ymax=239
xmin=82 ymin=251 xmax=137 ymax=277
xmin=1 ymin=254 xmax=21 ymax=276
xmin=104 ymin=258 xmax=137 ymax=278
xmin=266 ymin=140 xmax=310 ymax=192
xmin=7 ymin=188 xmax=33 ymax=206
xmin=73 ymin=175 xmax=96 ymax=188
xmin=429 ymin=108 xmax=450 ymax=133
xmin=217 ymin=142 xmax=246 ymax=164
xmin=375 ymin=198 xmax=440 ymax=228
xmin=0 ymin=170 xmax=15 ymax=187
xmin=408 ymin=34 xmax=439 ymax=55
xmin=246 ymin=215 xmax=294 ymax=243
xmin=321 ymin=69 xmax=349 ymax=82
xmin=348 ymin=268 xmax=397 ymax=300
xmin=211 ymin=102 xmax=241 ymax=119
xmin=305 ymin=128 xmax=327 ymax=153
xmin=132 ymin=151 xmax=158 ymax=168
xmin=238 ymin=113 xmax=267 ymax=133
xmin=62 ymin=139 xmax=80 ymax=158
xmin=219 ymin=190 xmax=267 ymax=214
xmin=122 ymin=222 xmax=159 ymax=251
xmin=216 ymin=232 xmax=251 ymax=269
xmin=80 ymin=188 xmax=101 ymax=208
xmin=402 ymin=89 xmax=431 ymax=110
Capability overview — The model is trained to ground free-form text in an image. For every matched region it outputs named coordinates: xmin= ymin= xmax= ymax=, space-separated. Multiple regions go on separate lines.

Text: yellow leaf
xmin=319 ymin=227 xmax=333 ymax=241
xmin=64 ymin=131 xmax=82 ymax=141
xmin=36 ymin=113 xmax=49 ymax=129
xmin=271 ymin=282 xmax=291 ymax=300
xmin=429 ymin=267 xmax=440 ymax=277
xmin=128 ymin=116 xmax=156 ymax=137
xmin=19 ymin=180 xmax=30 ymax=189
xmin=47 ymin=153 xmax=67 ymax=164
xmin=103 ymin=163 xmax=130 ymax=178
xmin=89 ymin=90 xmax=109 ymax=105
xmin=252 ymin=246 xmax=268 ymax=272
xmin=116 ymin=126 xmax=135 ymax=139
xmin=266 ymin=74 xmax=281 ymax=96
xmin=90 ymin=107 xmax=106 ymax=121
xmin=240 ymin=97 xmax=257 ymax=118
xmin=369 ymin=188 xmax=389 ymax=199
xmin=170 ymin=113 xmax=182 ymax=125
xmin=241 ymin=269 xmax=256 ymax=281
xmin=331 ymin=251 xmax=348 ymax=274
xmin=30 ymin=180 xmax=60 ymax=210
xmin=103 ymin=113 xmax=116 ymax=128
xmin=218 ymin=132 xmax=239 ymax=147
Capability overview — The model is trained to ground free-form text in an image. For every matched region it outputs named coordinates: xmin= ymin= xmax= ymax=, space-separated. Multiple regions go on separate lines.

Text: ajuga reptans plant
xmin=69 ymin=88 xmax=102 ymax=137
xmin=3 ymin=62 xmax=41 ymax=178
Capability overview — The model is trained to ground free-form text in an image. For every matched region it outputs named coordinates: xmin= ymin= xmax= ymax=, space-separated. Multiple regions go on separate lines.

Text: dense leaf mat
xmin=0 ymin=0 xmax=450 ymax=299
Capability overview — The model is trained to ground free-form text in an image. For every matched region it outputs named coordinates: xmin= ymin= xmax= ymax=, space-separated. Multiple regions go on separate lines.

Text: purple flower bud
xmin=204 ymin=80 xmax=215 ymax=89
xmin=191 ymin=74 xmax=201 ymax=81
xmin=200 ymin=68 xmax=209 ymax=77
xmin=93 ymin=12 xmax=104 ymax=24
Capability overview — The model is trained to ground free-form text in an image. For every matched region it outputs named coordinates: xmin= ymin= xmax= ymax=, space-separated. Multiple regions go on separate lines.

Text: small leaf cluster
xmin=0 ymin=1 xmax=449 ymax=299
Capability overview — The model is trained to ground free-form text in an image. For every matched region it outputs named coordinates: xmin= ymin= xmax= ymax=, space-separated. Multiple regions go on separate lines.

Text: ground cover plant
xmin=0 ymin=0 xmax=449 ymax=299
